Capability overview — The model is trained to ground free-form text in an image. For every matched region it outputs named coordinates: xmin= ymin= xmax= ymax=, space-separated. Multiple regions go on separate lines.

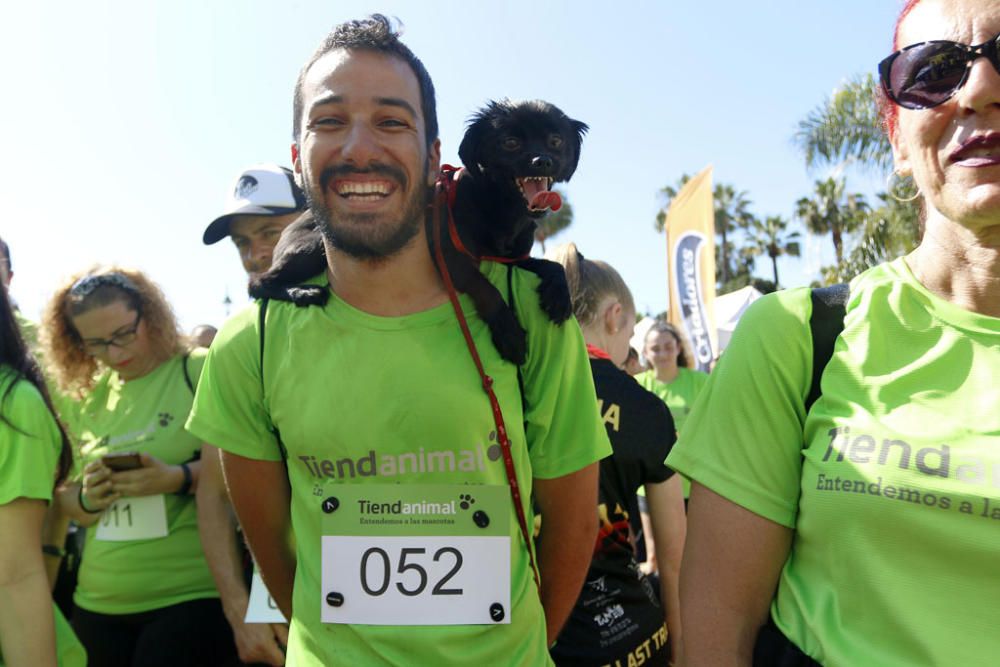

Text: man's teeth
xmin=337 ymin=182 xmax=391 ymax=196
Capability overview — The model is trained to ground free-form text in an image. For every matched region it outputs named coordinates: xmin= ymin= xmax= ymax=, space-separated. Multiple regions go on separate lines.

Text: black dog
xmin=249 ymin=99 xmax=587 ymax=365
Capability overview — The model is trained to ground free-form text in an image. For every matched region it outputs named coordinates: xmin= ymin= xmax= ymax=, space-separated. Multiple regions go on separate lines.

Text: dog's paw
xmin=537 ymin=274 xmax=573 ymax=324
xmin=487 ymin=309 xmax=528 ymax=366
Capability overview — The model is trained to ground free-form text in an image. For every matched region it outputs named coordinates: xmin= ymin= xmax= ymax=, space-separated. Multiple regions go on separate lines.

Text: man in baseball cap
xmin=199 ymin=163 xmax=304 ymax=666
xmin=204 ymin=163 xmax=307 ymax=276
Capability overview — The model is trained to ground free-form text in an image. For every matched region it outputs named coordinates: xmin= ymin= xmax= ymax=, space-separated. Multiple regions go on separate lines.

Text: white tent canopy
xmin=714 ymin=286 xmax=763 ymax=351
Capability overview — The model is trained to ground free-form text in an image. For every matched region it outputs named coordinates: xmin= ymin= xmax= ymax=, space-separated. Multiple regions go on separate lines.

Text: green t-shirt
xmin=0 ymin=369 xmax=87 ymax=667
xmin=636 ymin=367 xmax=708 ymax=437
xmin=667 ymin=257 xmax=1000 ymax=666
xmin=66 ymin=350 xmax=217 ymax=615
xmin=637 ymin=366 xmax=708 ymax=497
xmin=187 ymin=263 xmax=611 ymax=666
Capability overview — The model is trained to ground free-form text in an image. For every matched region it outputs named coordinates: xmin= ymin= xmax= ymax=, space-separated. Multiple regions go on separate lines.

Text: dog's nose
xmin=531 ymin=155 xmax=554 ymax=172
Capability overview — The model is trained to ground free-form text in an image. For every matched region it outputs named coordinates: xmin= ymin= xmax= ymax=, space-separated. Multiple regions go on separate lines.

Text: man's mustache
xmin=319 ymin=163 xmax=408 ymax=191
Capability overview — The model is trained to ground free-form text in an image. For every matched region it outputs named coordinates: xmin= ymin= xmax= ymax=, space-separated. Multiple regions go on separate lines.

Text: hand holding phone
xmin=102 ymin=452 xmax=143 ymax=472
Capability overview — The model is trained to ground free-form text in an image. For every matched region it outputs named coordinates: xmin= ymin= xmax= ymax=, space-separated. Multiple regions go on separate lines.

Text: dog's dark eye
xmin=501 ymin=137 xmax=522 ymax=151
xmin=548 ymin=134 xmax=563 ymax=149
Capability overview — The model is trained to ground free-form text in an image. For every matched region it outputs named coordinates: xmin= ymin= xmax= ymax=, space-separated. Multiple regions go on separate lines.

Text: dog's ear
xmin=458 ymin=112 xmax=493 ymax=179
xmin=564 ymin=118 xmax=589 ymax=178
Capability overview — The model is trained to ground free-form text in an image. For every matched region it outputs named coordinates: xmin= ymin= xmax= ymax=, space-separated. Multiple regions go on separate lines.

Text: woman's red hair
xmin=880 ymin=0 xmax=924 ymax=140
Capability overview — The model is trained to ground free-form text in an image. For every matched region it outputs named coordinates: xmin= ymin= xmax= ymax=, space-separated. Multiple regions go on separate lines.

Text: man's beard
xmin=305 ymin=162 xmax=428 ymax=263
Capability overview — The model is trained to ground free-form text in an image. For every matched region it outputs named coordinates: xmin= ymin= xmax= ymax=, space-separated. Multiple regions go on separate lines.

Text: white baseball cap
xmin=203 ymin=164 xmax=307 ymax=245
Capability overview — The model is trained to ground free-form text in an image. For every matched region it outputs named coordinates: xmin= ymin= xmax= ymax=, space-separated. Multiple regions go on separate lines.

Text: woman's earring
xmin=887 ymin=169 xmax=920 ymax=203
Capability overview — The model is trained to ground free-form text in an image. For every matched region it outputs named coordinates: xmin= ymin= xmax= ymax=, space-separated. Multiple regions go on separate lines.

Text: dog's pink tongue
xmin=529 ymin=190 xmax=562 ymax=212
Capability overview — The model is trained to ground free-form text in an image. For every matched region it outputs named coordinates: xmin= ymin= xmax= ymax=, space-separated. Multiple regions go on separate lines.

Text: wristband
xmin=78 ymin=486 xmax=102 ymax=514
xmin=175 ymin=462 xmax=192 ymax=496
xmin=42 ymin=544 xmax=66 ymax=558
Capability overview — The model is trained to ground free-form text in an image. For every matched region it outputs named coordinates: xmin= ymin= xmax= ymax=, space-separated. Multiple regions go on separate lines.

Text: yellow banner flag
xmin=665 ymin=165 xmax=717 ymax=372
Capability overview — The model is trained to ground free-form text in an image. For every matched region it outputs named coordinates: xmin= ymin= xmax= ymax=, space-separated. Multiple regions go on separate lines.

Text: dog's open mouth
xmin=516 ymin=177 xmax=561 ymax=212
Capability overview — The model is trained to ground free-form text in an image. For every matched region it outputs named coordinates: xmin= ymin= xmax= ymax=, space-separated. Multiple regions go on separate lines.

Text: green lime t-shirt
xmin=0 ymin=369 xmax=87 ymax=667
xmin=636 ymin=366 xmax=708 ymax=436
xmin=187 ymin=263 xmax=612 ymax=667
xmin=637 ymin=366 xmax=708 ymax=497
xmin=66 ymin=350 xmax=218 ymax=615
xmin=667 ymin=257 xmax=1000 ymax=666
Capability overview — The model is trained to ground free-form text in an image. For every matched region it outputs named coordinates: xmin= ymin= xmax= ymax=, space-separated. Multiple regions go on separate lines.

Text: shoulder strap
xmin=181 ymin=352 xmax=194 ymax=395
xmin=506 ymin=266 xmax=527 ymax=409
xmin=257 ymin=299 xmax=288 ymax=461
xmin=806 ymin=283 xmax=849 ymax=412
xmin=258 ymin=298 xmax=269 ymax=395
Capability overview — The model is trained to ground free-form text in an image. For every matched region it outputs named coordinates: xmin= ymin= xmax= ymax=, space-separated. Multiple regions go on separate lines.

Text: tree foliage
xmin=794 ymin=73 xmax=893 ymax=175
xmin=744 ymin=215 xmax=801 ymax=288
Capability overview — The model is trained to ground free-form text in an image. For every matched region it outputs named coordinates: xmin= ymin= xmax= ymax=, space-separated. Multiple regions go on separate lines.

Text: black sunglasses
xmin=879 ymin=31 xmax=1000 ymax=110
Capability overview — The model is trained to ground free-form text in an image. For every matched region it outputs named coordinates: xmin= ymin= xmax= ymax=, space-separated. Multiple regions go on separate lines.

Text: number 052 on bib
xmin=320 ymin=484 xmax=511 ymax=626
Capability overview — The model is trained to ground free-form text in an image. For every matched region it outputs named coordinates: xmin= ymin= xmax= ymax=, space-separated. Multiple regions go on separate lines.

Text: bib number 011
xmin=95 ymin=494 xmax=169 ymax=542
xmin=321 ymin=536 xmax=510 ymax=625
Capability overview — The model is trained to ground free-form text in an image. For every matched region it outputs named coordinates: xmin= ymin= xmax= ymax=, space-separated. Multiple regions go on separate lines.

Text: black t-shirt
xmin=551 ymin=358 xmax=677 ymax=667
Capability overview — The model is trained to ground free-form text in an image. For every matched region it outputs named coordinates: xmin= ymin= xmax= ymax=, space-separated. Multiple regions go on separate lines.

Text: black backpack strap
xmin=258 ymin=298 xmax=288 ymax=461
xmin=181 ymin=352 xmax=194 ymax=395
xmin=806 ymin=283 xmax=849 ymax=412
xmin=506 ymin=266 xmax=527 ymax=413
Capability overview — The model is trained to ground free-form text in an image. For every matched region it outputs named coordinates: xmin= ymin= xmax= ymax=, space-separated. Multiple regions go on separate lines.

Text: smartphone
xmin=102 ymin=452 xmax=143 ymax=471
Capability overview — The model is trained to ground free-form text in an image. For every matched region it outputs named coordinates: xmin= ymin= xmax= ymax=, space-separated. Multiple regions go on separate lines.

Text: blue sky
xmin=2 ymin=0 xmax=902 ymax=327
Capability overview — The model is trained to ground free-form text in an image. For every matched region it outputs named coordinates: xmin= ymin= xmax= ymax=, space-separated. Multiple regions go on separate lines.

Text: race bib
xmin=320 ymin=484 xmax=511 ymax=626
xmin=95 ymin=495 xmax=169 ymax=541
xmin=245 ymin=567 xmax=287 ymax=623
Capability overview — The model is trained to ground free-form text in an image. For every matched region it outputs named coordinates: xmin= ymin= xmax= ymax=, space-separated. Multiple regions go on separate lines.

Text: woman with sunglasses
xmin=546 ymin=244 xmax=686 ymax=667
xmin=0 ymin=273 xmax=84 ymax=666
xmin=669 ymin=1 xmax=1000 ymax=665
xmin=41 ymin=267 xmax=238 ymax=667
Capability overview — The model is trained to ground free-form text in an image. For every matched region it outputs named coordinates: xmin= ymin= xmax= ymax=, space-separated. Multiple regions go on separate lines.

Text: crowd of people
xmin=1 ymin=0 xmax=999 ymax=665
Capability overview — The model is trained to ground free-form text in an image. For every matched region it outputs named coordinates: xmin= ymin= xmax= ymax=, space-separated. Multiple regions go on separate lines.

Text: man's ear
xmin=427 ymin=138 xmax=442 ymax=186
xmin=291 ymin=143 xmax=304 ymax=188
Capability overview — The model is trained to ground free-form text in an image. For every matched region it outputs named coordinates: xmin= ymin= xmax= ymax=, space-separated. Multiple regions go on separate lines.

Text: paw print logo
xmin=459 ymin=493 xmax=476 ymax=510
xmin=158 ymin=412 xmax=174 ymax=428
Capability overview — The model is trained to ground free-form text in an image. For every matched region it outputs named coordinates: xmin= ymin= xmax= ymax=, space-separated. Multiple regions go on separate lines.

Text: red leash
xmin=431 ymin=174 xmax=541 ymax=590
xmin=438 ymin=165 xmax=531 ymax=265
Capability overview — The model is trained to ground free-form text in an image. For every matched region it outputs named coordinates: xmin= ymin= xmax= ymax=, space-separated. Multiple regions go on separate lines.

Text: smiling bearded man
xmin=186 ymin=14 xmax=611 ymax=667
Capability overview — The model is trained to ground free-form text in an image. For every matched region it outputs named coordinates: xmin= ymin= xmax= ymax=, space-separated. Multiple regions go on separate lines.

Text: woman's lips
xmin=950 ymin=133 xmax=1000 ymax=166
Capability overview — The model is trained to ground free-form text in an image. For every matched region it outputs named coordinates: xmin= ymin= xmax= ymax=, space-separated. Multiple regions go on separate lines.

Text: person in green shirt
xmin=671 ymin=1 xmax=1000 ymax=665
xmin=0 ymin=269 xmax=84 ymax=667
xmin=40 ymin=267 xmax=238 ymax=667
xmin=187 ymin=14 xmax=610 ymax=666
xmin=637 ymin=321 xmax=709 ymax=443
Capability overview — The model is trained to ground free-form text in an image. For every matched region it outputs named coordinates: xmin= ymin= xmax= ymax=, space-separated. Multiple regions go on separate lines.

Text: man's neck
xmin=324 ymin=233 xmax=449 ymax=317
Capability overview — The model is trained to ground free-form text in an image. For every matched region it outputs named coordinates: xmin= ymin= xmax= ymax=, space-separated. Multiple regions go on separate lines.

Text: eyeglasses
xmin=879 ymin=31 xmax=1000 ymax=110
xmin=80 ymin=312 xmax=142 ymax=355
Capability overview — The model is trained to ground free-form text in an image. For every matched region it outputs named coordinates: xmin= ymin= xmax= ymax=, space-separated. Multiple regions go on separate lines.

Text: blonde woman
xmin=42 ymin=267 xmax=237 ymax=667
xmin=547 ymin=243 xmax=686 ymax=666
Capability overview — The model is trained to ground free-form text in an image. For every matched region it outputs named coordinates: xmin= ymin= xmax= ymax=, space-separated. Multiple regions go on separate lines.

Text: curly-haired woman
xmin=42 ymin=267 xmax=237 ymax=667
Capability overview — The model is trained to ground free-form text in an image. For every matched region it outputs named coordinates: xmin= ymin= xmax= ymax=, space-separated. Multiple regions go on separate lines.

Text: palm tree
xmin=794 ymin=73 xmax=893 ymax=175
xmin=795 ymin=177 xmax=869 ymax=267
xmin=745 ymin=216 xmax=801 ymax=288
xmin=533 ymin=187 xmax=573 ymax=254
xmin=655 ymin=176 xmax=754 ymax=285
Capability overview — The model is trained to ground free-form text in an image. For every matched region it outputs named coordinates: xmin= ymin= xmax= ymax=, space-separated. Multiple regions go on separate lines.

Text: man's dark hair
xmin=0 ymin=236 xmax=10 ymax=273
xmin=292 ymin=15 xmax=438 ymax=149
